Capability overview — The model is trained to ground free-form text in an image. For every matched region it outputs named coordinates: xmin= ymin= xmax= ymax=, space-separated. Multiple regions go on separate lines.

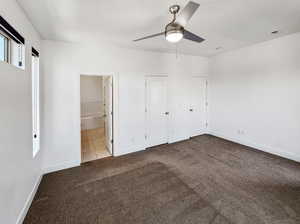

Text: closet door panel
xmin=146 ymin=76 xmax=168 ymax=147
xmin=168 ymin=76 xmax=190 ymax=143
xmin=187 ymin=77 xmax=207 ymax=137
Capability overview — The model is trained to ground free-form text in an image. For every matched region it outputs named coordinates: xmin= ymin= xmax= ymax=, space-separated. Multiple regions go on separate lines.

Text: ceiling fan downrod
xmin=165 ymin=5 xmax=184 ymax=43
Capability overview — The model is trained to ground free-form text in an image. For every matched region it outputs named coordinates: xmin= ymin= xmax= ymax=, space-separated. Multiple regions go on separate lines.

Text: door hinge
xmin=145 ymin=135 xmax=147 ymax=140
xmin=145 ymin=108 xmax=147 ymax=113
xmin=111 ymin=111 xmax=113 ymax=116
xmin=110 ymin=139 xmax=113 ymax=144
xmin=205 ymin=102 xmax=208 ymax=107
xmin=205 ymin=122 xmax=208 ymax=128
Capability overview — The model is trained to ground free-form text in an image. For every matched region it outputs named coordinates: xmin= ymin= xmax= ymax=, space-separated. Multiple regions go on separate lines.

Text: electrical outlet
xmin=238 ymin=130 xmax=245 ymax=135
xmin=131 ymin=137 xmax=135 ymax=143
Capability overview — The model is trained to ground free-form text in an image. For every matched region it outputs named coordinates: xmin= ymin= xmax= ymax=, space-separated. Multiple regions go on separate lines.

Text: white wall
xmin=80 ymin=75 xmax=103 ymax=104
xmin=210 ymin=32 xmax=300 ymax=162
xmin=80 ymin=75 xmax=104 ymax=130
xmin=0 ymin=0 xmax=42 ymax=223
xmin=41 ymin=40 xmax=209 ymax=171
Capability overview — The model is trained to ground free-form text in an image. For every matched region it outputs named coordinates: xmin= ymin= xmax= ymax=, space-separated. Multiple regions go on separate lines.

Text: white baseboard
xmin=169 ymin=136 xmax=189 ymax=144
xmin=16 ymin=174 xmax=42 ymax=224
xmin=43 ymin=160 xmax=81 ymax=174
xmin=169 ymin=130 xmax=208 ymax=144
xmin=209 ymin=131 xmax=300 ymax=163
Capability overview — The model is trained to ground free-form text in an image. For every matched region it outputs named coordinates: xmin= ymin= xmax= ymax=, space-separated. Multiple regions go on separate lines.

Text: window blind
xmin=0 ymin=15 xmax=25 ymax=44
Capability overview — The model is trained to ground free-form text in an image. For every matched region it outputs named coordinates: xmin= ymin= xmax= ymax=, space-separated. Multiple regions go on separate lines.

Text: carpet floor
xmin=24 ymin=135 xmax=300 ymax=224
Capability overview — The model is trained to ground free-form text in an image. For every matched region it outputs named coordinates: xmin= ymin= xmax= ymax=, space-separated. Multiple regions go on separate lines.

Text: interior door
xmin=168 ymin=76 xmax=190 ymax=143
xmin=104 ymin=76 xmax=113 ymax=154
xmin=187 ymin=77 xmax=207 ymax=137
xmin=146 ymin=76 xmax=168 ymax=147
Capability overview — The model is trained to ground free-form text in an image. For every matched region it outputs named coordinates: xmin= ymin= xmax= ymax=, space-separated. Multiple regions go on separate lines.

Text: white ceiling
xmin=18 ymin=0 xmax=300 ymax=56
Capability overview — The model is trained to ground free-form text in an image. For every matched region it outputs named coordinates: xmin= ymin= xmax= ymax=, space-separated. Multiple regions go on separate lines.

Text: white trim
xmin=43 ymin=160 xmax=81 ymax=174
xmin=209 ymin=131 xmax=300 ymax=163
xmin=16 ymin=174 xmax=42 ymax=224
xmin=145 ymin=74 xmax=169 ymax=77
xmin=169 ymin=136 xmax=189 ymax=144
xmin=112 ymin=73 xmax=119 ymax=157
xmin=32 ymin=56 xmax=40 ymax=158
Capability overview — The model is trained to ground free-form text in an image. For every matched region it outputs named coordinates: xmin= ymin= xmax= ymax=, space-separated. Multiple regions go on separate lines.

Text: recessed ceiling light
xmin=216 ymin=47 xmax=222 ymax=50
xmin=271 ymin=30 xmax=279 ymax=34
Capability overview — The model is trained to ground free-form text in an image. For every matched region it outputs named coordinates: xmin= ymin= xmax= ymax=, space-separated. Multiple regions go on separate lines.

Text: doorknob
xmin=165 ymin=112 xmax=169 ymax=115
xmin=189 ymin=109 xmax=193 ymax=112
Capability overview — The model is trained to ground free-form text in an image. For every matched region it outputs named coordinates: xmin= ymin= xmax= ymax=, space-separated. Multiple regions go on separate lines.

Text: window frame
xmin=32 ymin=50 xmax=40 ymax=158
xmin=0 ymin=29 xmax=10 ymax=63
xmin=0 ymin=29 xmax=25 ymax=69
xmin=0 ymin=15 xmax=25 ymax=69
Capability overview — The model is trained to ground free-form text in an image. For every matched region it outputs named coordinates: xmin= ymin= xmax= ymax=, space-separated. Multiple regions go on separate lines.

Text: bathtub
xmin=81 ymin=112 xmax=105 ymax=130
xmin=81 ymin=101 xmax=105 ymax=130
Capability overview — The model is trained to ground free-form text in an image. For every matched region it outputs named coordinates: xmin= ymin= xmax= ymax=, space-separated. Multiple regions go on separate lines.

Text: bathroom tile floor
xmin=81 ymin=127 xmax=111 ymax=163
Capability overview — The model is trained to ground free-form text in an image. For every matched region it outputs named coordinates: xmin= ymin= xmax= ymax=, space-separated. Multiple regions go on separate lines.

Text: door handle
xmin=189 ymin=109 xmax=193 ymax=112
xmin=165 ymin=112 xmax=169 ymax=115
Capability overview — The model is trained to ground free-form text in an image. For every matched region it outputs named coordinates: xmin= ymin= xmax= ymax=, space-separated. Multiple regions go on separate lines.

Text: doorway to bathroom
xmin=80 ymin=75 xmax=113 ymax=163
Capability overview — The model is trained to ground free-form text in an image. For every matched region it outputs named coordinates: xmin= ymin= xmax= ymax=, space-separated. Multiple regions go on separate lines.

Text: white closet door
xmin=168 ymin=76 xmax=190 ymax=143
xmin=187 ymin=77 xmax=207 ymax=137
xmin=146 ymin=77 xmax=168 ymax=147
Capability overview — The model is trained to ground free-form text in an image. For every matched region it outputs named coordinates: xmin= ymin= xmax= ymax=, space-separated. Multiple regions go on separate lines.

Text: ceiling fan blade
xmin=133 ymin=32 xmax=164 ymax=42
xmin=176 ymin=1 xmax=200 ymax=27
xmin=183 ymin=30 xmax=205 ymax=43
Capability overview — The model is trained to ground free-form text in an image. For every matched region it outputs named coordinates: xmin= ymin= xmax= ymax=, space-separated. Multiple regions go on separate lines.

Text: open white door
xmin=104 ymin=76 xmax=113 ymax=154
xmin=146 ymin=76 xmax=168 ymax=147
xmin=187 ymin=77 xmax=207 ymax=137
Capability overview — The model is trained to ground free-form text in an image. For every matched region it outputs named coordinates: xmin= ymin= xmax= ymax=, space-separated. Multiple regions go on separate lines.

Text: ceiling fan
xmin=133 ymin=1 xmax=204 ymax=44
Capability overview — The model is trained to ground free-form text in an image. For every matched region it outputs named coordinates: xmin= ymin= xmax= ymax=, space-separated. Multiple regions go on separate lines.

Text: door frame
xmin=78 ymin=73 xmax=117 ymax=163
xmin=103 ymin=76 xmax=113 ymax=154
xmin=145 ymin=75 xmax=169 ymax=148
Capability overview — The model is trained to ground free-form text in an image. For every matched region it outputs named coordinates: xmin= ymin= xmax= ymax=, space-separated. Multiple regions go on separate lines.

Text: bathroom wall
xmin=80 ymin=75 xmax=104 ymax=130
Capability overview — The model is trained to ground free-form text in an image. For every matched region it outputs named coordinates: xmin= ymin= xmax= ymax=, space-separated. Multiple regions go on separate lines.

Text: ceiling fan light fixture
xmin=165 ymin=30 xmax=183 ymax=43
xmin=133 ymin=1 xmax=204 ymax=44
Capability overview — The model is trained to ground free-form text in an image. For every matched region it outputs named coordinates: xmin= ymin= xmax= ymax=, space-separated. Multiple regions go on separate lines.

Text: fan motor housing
xmin=165 ymin=23 xmax=184 ymax=36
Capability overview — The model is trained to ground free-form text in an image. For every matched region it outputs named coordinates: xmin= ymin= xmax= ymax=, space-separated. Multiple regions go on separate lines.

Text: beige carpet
xmin=24 ymin=162 xmax=230 ymax=223
xmin=25 ymin=135 xmax=300 ymax=224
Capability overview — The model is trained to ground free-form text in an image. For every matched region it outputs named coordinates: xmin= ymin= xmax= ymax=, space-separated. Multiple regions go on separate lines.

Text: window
xmin=32 ymin=48 xmax=40 ymax=157
xmin=0 ymin=15 xmax=25 ymax=69
xmin=11 ymin=39 xmax=25 ymax=68
xmin=0 ymin=32 xmax=8 ymax=62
